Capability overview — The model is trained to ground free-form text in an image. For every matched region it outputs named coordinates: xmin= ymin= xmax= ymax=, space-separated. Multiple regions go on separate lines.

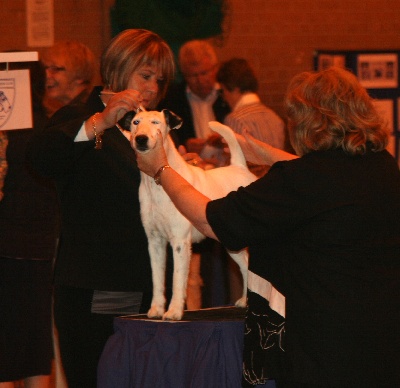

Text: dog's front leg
xmin=163 ymin=238 xmax=192 ymax=320
xmin=147 ymin=235 xmax=168 ymax=318
xmin=227 ymin=249 xmax=249 ymax=308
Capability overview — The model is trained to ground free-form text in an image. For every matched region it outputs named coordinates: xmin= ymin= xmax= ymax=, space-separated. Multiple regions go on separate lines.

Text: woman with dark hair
xmin=217 ymin=57 xmax=287 ymax=177
xmin=135 ymin=66 xmax=400 ymax=387
xmin=28 ymin=29 xmax=175 ymax=388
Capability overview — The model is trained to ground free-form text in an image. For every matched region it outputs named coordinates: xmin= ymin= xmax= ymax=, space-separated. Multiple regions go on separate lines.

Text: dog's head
xmin=130 ymin=109 xmax=182 ymax=153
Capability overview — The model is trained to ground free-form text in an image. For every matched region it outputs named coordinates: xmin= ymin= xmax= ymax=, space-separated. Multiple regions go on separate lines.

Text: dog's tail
xmin=208 ymin=121 xmax=247 ymax=167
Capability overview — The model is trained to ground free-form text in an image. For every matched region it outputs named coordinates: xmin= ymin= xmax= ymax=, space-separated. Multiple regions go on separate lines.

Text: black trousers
xmin=54 ymin=285 xmax=151 ymax=388
xmin=0 ymin=258 xmax=53 ymax=381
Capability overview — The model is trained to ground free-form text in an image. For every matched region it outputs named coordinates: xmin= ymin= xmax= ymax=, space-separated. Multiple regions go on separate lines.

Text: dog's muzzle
xmin=134 ymin=135 xmax=149 ymax=152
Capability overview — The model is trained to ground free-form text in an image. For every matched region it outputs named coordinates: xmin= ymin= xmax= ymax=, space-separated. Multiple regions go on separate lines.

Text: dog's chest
xmin=139 ymin=175 xmax=191 ymax=235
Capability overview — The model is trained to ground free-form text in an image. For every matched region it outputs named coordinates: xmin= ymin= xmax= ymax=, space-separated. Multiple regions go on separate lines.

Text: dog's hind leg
xmin=147 ymin=235 xmax=169 ymax=318
xmin=163 ymin=238 xmax=192 ymax=320
xmin=227 ymin=249 xmax=249 ymax=308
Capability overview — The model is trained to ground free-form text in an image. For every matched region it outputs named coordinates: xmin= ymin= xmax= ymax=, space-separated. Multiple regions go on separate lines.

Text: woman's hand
xmin=85 ymin=89 xmax=144 ymax=140
xmin=236 ymin=129 xmax=298 ymax=165
xmin=235 ymin=130 xmax=269 ymax=165
xmin=98 ymin=89 xmax=143 ymax=130
xmin=134 ymin=130 xmax=169 ymax=178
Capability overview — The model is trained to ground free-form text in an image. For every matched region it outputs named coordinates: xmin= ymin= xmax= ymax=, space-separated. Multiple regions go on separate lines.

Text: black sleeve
xmin=27 ymin=104 xmax=93 ymax=178
xmin=206 ymin=160 xmax=309 ymax=251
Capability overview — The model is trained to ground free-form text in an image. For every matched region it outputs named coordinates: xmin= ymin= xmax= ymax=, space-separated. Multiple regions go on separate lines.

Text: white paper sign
xmin=0 ymin=52 xmax=39 ymax=63
xmin=0 ymin=70 xmax=33 ymax=130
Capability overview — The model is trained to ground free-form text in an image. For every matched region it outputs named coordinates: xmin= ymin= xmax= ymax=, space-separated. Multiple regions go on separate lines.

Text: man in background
xmin=158 ymin=39 xmax=231 ymax=308
xmin=159 ymin=39 xmax=230 ymax=152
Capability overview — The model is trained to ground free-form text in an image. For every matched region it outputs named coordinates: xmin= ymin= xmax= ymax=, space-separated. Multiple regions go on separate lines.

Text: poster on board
xmin=317 ymin=54 xmax=346 ymax=71
xmin=0 ymin=70 xmax=32 ymax=130
xmin=373 ymin=99 xmax=396 ymax=158
xmin=357 ymin=53 xmax=398 ymax=89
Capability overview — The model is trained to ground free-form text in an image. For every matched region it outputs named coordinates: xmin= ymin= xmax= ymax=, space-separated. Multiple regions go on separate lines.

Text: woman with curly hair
xmin=136 ymin=66 xmax=400 ymax=387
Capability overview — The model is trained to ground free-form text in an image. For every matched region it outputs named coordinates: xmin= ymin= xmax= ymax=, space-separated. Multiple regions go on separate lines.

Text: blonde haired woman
xmin=136 ymin=67 xmax=400 ymax=387
xmin=41 ymin=40 xmax=97 ymax=116
xmin=28 ymin=29 xmax=175 ymax=388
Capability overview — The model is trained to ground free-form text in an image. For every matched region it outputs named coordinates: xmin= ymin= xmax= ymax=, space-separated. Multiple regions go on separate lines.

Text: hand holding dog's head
xmin=131 ymin=109 xmax=181 ymax=177
xmin=134 ymin=129 xmax=168 ymax=178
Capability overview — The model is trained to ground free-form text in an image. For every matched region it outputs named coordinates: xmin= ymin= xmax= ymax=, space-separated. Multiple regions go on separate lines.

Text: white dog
xmin=131 ymin=109 xmax=257 ymax=320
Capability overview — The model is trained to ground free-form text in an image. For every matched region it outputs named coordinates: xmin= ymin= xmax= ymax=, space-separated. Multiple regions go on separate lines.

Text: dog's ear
xmin=162 ymin=109 xmax=183 ymax=131
xmin=118 ymin=111 xmax=136 ymax=131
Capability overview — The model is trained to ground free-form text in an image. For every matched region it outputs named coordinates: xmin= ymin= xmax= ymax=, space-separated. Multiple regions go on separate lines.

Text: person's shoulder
xmin=262 ymin=104 xmax=284 ymax=123
xmin=223 ymin=112 xmax=243 ymax=132
xmin=238 ymin=101 xmax=280 ymax=117
xmin=33 ymin=109 xmax=49 ymax=131
xmin=269 ymin=153 xmax=307 ymax=175
xmin=49 ymin=103 xmax=88 ymax=126
xmin=49 ymin=86 xmax=101 ymax=126
xmin=243 ymin=102 xmax=285 ymax=129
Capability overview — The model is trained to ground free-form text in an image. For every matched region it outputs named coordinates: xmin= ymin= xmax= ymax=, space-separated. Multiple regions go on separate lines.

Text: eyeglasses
xmin=45 ymin=65 xmax=66 ymax=74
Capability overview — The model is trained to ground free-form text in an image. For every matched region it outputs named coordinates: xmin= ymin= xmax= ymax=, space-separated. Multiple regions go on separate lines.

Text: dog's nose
xmin=135 ymin=135 xmax=149 ymax=150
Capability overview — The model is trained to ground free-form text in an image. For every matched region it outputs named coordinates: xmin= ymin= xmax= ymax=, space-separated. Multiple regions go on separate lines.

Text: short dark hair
xmin=216 ymin=58 xmax=258 ymax=93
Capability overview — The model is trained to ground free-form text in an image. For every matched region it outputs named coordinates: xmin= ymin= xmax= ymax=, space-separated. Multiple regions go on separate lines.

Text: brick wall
xmin=1 ymin=0 xmax=400 ymax=118
xmin=215 ymin=0 xmax=400 ymax=118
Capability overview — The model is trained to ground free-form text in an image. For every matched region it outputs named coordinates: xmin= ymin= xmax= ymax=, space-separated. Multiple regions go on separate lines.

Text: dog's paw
xmin=234 ymin=296 xmax=247 ymax=308
xmin=147 ymin=305 xmax=165 ymax=319
xmin=163 ymin=308 xmax=184 ymax=321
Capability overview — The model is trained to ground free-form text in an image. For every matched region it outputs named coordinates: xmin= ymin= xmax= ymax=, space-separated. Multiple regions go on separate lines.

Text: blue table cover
xmin=97 ymin=307 xmax=276 ymax=388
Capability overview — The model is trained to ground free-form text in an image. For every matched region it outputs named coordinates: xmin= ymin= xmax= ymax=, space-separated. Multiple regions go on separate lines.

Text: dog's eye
xmin=133 ymin=120 xmax=140 ymax=125
xmin=151 ymin=120 xmax=160 ymax=125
